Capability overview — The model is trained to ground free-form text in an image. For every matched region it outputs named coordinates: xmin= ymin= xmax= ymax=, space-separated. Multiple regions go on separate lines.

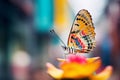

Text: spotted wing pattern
xmin=67 ymin=9 xmax=96 ymax=53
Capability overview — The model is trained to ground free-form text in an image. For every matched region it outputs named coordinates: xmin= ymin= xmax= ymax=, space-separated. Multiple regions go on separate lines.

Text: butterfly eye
xmin=64 ymin=47 xmax=67 ymax=50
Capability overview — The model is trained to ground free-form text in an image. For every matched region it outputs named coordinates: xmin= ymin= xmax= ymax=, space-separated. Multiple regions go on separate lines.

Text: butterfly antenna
xmin=50 ymin=29 xmax=67 ymax=47
xmin=50 ymin=29 xmax=69 ymax=59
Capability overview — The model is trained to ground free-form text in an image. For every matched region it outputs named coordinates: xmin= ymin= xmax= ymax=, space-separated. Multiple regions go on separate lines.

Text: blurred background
xmin=0 ymin=0 xmax=119 ymax=80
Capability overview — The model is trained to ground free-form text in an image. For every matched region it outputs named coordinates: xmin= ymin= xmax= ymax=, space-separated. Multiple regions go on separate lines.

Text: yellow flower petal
xmin=61 ymin=59 xmax=101 ymax=78
xmin=87 ymin=57 xmax=100 ymax=63
xmin=90 ymin=66 xmax=113 ymax=80
xmin=46 ymin=63 xmax=63 ymax=79
xmin=57 ymin=58 xmax=66 ymax=62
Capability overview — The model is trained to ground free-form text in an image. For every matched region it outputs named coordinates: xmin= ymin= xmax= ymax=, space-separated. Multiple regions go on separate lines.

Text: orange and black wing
xmin=67 ymin=9 xmax=96 ymax=53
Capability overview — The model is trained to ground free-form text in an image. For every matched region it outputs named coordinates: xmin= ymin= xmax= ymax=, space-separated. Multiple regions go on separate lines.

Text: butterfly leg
xmin=71 ymin=47 xmax=74 ymax=54
xmin=68 ymin=47 xmax=72 ymax=54
xmin=71 ymin=47 xmax=78 ymax=55
xmin=68 ymin=47 xmax=74 ymax=54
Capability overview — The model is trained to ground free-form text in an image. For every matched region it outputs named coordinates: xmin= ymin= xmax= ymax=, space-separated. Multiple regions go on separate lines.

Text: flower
xmin=46 ymin=54 xmax=112 ymax=80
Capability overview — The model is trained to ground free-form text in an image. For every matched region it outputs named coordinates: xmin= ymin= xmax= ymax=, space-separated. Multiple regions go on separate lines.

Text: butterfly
xmin=50 ymin=9 xmax=96 ymax=54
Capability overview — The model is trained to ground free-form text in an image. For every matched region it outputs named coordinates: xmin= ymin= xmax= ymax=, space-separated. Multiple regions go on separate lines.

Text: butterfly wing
xmin=67 ymin=9 xmax=96 ymax=53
